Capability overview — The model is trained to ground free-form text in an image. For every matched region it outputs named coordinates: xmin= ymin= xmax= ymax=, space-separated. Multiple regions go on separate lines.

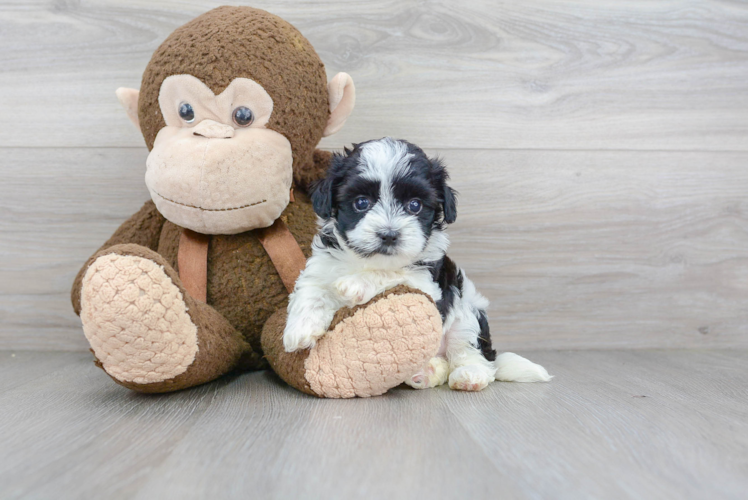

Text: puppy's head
xmin=312 ymin=137 xmax=456 ymax=262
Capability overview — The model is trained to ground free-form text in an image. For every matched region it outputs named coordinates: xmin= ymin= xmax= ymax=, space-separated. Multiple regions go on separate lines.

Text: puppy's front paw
xmin=448 ymin=365 xmax=494 ymax=392
xmin=283 ymin=320 xmax=327 ymax=353
xmin=334 ymin=276 xmax=377 ymax=305
xmin=406 ymin=356 xmax=449 ymax=389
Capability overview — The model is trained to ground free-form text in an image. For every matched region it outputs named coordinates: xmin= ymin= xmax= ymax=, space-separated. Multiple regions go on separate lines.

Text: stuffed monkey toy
xmin=71 ymin=6 xmax=442 ymax=398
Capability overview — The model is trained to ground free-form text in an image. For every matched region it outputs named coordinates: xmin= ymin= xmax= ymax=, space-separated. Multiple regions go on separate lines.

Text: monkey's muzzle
xmin=145 ymin=124 xmax=293 ymax=235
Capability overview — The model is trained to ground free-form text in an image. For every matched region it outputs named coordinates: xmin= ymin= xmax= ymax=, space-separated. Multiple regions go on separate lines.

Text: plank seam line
xmin=2 ymin=146 xmax=748 ymax=154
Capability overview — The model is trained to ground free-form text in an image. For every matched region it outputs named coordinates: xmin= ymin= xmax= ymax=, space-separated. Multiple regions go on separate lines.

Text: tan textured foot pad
xmin=305 ymin=291 xmax=442 ymax=398
xmin=80 ymin=253 xmax=198 ymax=384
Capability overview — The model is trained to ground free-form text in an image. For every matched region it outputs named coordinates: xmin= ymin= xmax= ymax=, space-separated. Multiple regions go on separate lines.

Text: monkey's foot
xmin=81 ymin=253 xmax=198 ymax=385
xmin=79 ymin=245 xmax=252 ymax=393
xmin=405 ymin=356 xmax=449 ymax=390
xmin=263 ymin=285 xmax=443 ymax=398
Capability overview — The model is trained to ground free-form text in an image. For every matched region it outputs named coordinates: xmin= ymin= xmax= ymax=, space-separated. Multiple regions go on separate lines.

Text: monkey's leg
xmin=262 ymin=286 xmax=443 ymax=398
xmin=78 ymin=244 xmax=257 ymax=393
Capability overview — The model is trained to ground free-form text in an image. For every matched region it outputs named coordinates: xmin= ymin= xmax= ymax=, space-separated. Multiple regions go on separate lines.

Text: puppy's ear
xmin=442 ymin=184 xmax=457 ymax=224
xmin=311 ymin=177 xmax=334 ymax=219
xmin=431 ymin=156 xmax=458 ymax=224
xmin=312 ymin=151 xmax=348 ymax=219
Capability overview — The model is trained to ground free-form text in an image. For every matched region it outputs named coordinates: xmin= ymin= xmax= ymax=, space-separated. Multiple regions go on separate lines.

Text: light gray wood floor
xmin=1 ymin=349 xmax=746 ymax=500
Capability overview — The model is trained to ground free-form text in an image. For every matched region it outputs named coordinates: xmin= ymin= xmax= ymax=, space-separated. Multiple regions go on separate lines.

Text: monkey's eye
xmin=353 ymin=197 xmax=370 ymax=212
xmin=406 ymin=199 xmax=422 ymax=215
xmin=178 ymin=102 xmax=195 ymax=123
xmin=232 ymin=106 xmax=254 ymax=127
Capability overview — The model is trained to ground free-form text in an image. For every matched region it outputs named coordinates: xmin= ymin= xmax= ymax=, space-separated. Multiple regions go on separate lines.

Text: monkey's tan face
xmin=145 ymin=75 xmax=293 ymax=235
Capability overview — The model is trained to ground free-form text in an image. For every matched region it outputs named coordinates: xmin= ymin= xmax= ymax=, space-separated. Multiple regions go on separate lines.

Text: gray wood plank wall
xmin=1 ymin=0 xmax=747 ymax=350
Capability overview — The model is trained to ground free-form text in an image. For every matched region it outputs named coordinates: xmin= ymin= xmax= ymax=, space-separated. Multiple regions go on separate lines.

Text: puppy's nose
xmin=378 ymin=230 xmax=399 ymax=245
xmin=192 ymin=119 xmax=235 ymax=139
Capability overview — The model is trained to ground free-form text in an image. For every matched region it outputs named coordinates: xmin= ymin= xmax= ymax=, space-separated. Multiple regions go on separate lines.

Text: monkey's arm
xmin=71 ymin=200 xmax=166 ymax=315
xmin=312 ymin=149 xmax=333 ymax=181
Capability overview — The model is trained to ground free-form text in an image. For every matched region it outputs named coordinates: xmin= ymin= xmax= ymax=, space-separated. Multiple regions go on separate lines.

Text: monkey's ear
xmin=115 ymin=87 xmax=141 ymax=131
xmin=311 ymin=177 xmax=334 ymax=219
xmin=323 ymin=73 xmax=355 ymax=137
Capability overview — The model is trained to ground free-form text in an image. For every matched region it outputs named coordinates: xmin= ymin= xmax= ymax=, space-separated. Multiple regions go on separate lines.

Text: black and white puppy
xmin=283 ymin=138 xmax=551 ymax=391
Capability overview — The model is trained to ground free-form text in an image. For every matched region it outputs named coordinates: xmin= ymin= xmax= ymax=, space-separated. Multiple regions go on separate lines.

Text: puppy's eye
xmin=178 ymin=102 xmax=195 ymax=123
xmin=232 ymin=106 xmax=254 ymax=127
xmin=353 ymin=197 xmax=370 ymax=212
xmin=406 ymin=199 xmax=422 ymax=214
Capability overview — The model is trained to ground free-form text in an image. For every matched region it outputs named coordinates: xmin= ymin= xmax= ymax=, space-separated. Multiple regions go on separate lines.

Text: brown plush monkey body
xmin=71 ymin=7 xmax=442 ymax=397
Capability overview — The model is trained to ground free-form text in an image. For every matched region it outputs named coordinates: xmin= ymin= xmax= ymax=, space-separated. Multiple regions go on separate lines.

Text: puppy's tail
xmin=493 ymin=352 xmax=553 ymax=383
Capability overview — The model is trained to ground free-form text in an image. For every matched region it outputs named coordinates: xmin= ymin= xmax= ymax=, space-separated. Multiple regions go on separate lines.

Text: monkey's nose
xmin=377 ymin=230 xmax=399 ymax=246
xmin=192 ymin=120 xmax=235 ymax=139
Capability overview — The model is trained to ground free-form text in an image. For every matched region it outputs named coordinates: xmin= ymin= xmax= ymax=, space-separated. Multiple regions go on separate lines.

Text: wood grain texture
xmin=1 ymin=1 xmax=747 ymax=350
xmin=1 ymin=3 xmax=745 ymax=495
xmin=1 ymin=0 xmax=747 ymax=150
xmin=2 ymin=148 xmax=746 ymax=351
xmin=0 ymin=351 xmax=84 ymax=394
xmin=0 ymin=349 xmax=746 ymax=499
xmin=441 ymin=149 xmax=748 ymax=349
xmin=0 ymin=148 xmax=150 ymax=351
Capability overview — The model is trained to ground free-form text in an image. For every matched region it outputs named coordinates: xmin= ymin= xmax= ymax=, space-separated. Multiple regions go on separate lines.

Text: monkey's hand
xmin=264 ymin=286 xmax=444 ymax=398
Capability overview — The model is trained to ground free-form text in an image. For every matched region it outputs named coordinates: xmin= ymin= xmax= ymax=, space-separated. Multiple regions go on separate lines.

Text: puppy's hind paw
xmin=406 ymin=356 xmax=449 ymax=390
xmin=448 ymin=365 xmax=494 ymax=392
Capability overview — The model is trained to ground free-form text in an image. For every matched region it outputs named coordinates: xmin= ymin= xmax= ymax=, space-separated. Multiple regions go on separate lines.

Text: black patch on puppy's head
xmin=397 ymin=142 xmax=458 ymax=228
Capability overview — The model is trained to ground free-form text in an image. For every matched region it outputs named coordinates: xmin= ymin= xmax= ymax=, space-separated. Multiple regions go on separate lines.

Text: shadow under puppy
xmin=284 ymin=138 xmax=551 ymax=391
